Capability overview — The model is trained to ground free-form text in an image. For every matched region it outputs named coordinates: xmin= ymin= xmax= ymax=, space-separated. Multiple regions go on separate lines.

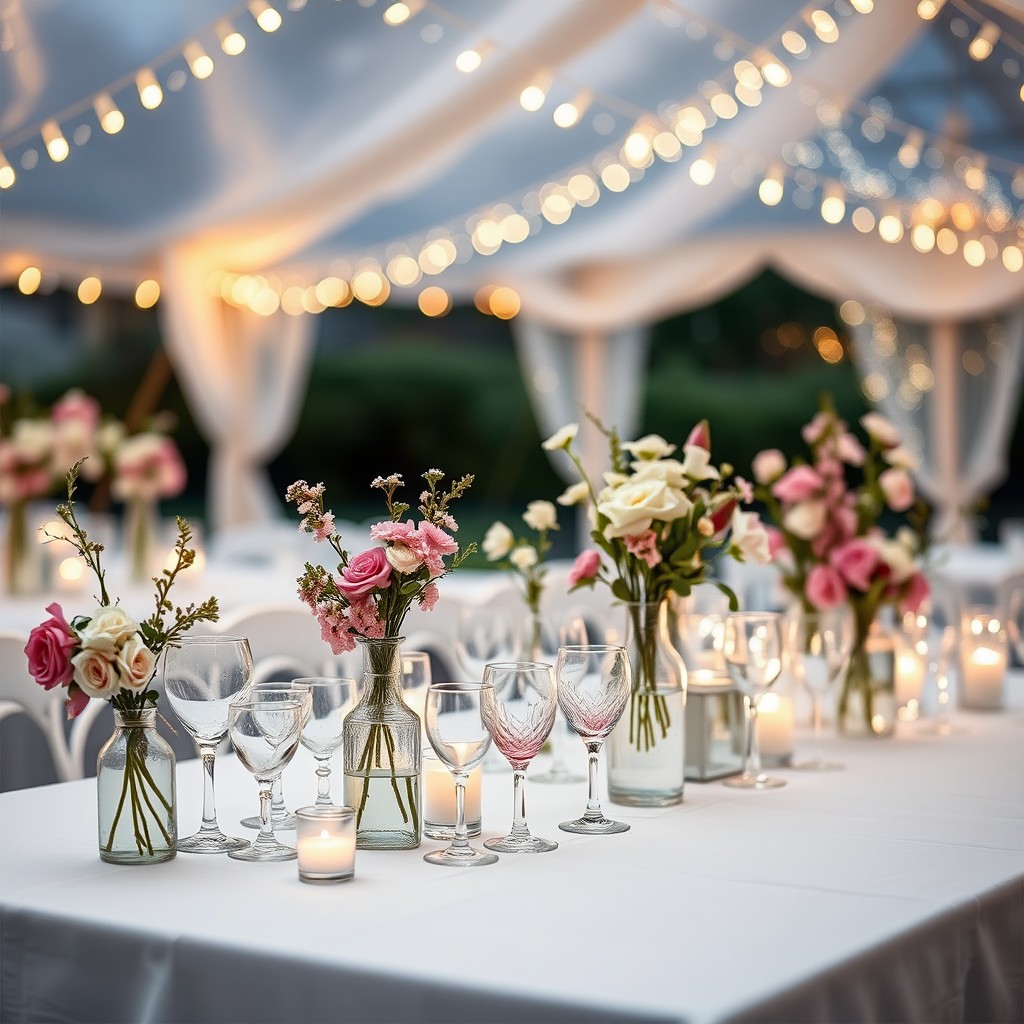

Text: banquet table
xmin=1 ymin=675 xmax=1022 ymax=1024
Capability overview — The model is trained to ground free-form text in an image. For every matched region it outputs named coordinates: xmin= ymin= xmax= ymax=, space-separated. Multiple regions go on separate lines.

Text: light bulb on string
xmin=820 ymin=181 xmax=846 ymax=223
xmin=248 ymin=0 xmax=282 ymax=32
xmin=758 ymin=164 xmax=784 ymax=206
xmin=94 ymin=93 xmax=124 ymax=134
xmin=184 ymin=41 xmax=214 ymax=79
xmin=553 ymin=90 xmax=591 ymax=128
xmin=520 ymin=74 xmax=551 ymax=112
xmin=968 ymin=21 xmax=999 ymax=61
xmin=0 ymin=148 xmax=15 ymax=188
xmin=42 ymin=120 xmax=69 ymax=162
xmin=215 ymin=20 xmax=246 ymax=56
xmin=897 ymin=129 xmax=923 ymax=168
xmin=917 ymin=0 xmax=946 ymax=17
xmin=806 ymin=9 xmax=839 ymax=43
xmin=455 ymin=42 xmax=491 ymax=73
xmin=136 ymin=68 xmax=163 ymax=109
xmin=383 ymin=0 xmax=424 ymax=26
xmin=689 ymin=151 xmax=717 ymax=186
xmin=757 ymin=51 xmax=791 ymax=88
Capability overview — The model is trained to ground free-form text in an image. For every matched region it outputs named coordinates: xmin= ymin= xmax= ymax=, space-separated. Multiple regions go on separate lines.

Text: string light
xmin=93 ymin=93 xmax=125 ymax=135
xmin=820 ymin=180 xmax=846 ymax=223
xmin=689 ymin=152 xmax=717 ymax=186
xmin=758 ymin=164 xmax=785 ymax=205
xmin=215 ymin=20 xmax=246 ymax=56
xmin=917 ymin=0 xmax=947 ymax=18
xmin=41 ymin=120 xmax=69 ymax=162
xmin=455 ymin=43 xmax=490 ymax=72
xmin=383 ymin=0 xmax=424 ymax=26
xmin=135 ymin=69 xmax=163 ymax=110
xmin=968 ymin=21 xmax=999 ymax=61
xmin=77 ymin=277 xmax=102 ymax=304
xmin=757 ymin=51 xmax=792 ymax=88
xmin=553 ymin=90 xmax=591 ymax=128
xmin=806 ymin=9 xmax=840 ymax=43
xmin=0 ymin=148 xmax=15 ymax=188
xmin=248 ymin=0 xmax=283 ymax=32
xmin=184 ymin=41 xmax=215 ymax=79
xmin=519 ymin=75 xmax=551 ymax=112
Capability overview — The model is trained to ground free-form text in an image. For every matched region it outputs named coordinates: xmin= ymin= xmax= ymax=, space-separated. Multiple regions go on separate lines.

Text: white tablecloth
xmin=2 ymin=676 xmax=1022 ymax=1023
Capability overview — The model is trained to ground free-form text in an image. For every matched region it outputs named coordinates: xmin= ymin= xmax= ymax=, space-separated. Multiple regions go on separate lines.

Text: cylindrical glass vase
xmin=837 ymin=607 xmax=897 ymax=738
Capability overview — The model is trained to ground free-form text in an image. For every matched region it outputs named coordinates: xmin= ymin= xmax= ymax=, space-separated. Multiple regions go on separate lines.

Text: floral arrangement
xmin=482 ymin=499 xmax=560 ymax=655
xmin=111 ymin=430 xmax=187 ymax=505
xmin=24 ymin=461 xmax=219 ymax=856
xmin=750 ymin=399 xmax=931 ymax=730
xmin=543 ymin=418 xmax=771 ymax=752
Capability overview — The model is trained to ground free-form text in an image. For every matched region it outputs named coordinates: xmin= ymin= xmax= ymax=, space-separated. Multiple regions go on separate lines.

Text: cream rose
xmin=868 ymin=535 xmax=916 ymax=583
xmin=72 ymin=648 xmax=121 ymax=699
xmin=385 ymin=542 xmax=424 ymax=574
xmin=783 ymin=500 xmax=827 ymax=540
xmin=598 ymin=478 xmax=691 ymax=539
xmin=556 ymin=482 xmax=590 ymax=506
xmin=860 ymin=412 xmax=901 ymax=448
xmin=77 ymin=606 xmax=140 ymax=656
xmin=730 ymin=509 xmax=772 ymax=564
xmin=509 ymin=545 xmax=539 ymax=571
xmin=542 ymin=423 xmax=579 ymax=451
xmin=621 ymin=434 xmax=675 ymax=460
xmin=681 ymin=445 xmax=720 ymax=482
xmin=116 ymin=633 xmax=157 ymax=691
xmin=522 ymin=500 xmax=558 ymax=532
xmin=630 ymin=458 xmax=687 ymax=489
xmin=884 ymin=445 xmax=920 ymax=471
xmin=482 ymin=522 xmax=515 ymax=561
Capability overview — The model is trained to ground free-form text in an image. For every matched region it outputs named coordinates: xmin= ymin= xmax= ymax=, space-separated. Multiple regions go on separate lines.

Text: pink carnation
xmin=24 ymin=602 xmax=77 ymax=691
xmin=347 ymin=598 xmax=385 ymax=638
xmin=829 ymin=539 xmax=880 ymax=592
xmin=316 ymin=607 xmax=356 ymax=655
xmin=802 ymin=412 xmax=832 ymax=445
xmin=625 ymin=529 xmax=662 ymax=568
xmin=337 ymin=548 xmax=392 ymax=601
xmin=414 ymin=521 xmax=458 ymax=577
xmin=567 ymin=550 xmax=601 ymax=587
xmin=772 ymin=465 xmax=823 ymax=504
xmin=370 ymin=519 xmax=418 ymax=545
xmin=805 ymin=564 xmax=848 ymax=610
xmin=420 ymin=582 xmax=440 ymax=611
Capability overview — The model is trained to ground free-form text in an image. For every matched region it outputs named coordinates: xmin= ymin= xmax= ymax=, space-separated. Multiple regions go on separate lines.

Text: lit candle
xmin=423 ymin=751 xmax=482 ymax=838
xmin=961 ymin=646 xmax=1006 ymax=709
xmin=55 ymin=556 xmax=87 ymax=592
xmin=894 ymin=650 xmax=926 ymax=707
xmin=755 ymin=691 xmax=794 ymax=760
xmin=295 ymin=806 xmax=355 ymax=883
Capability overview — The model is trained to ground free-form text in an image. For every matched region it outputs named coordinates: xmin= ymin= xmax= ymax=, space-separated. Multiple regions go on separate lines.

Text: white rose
xmin=730 ymin=509 xmax=772 ymax=564
xmin=77 ymin=606 xmax=140 ymax=656
xmin=896 ymin=526 xmax=920 ymax=554
xmin=72 ymin=648 xmax=121 ymax=699
xmin=602 ymin=471 xmax=629 ymax=489
xmin=482 ymin=521 xmax=515 ymax=561
xmin=97 ymin=421 xmax=126 ymax=455
xmin=860 ymin=412 xmax=901 ymax=448
xmin=116 ymin=633 xmax=157 ymax=691
xmin=522 ymin=500 xmax=558 ymax=532
xmin=884 ymin=445 xmax=920 ymax=471
xmin=509 ymin=545 xmax=539 ymax=571
xmin=752 ymin=449 xmax=787 ymax=484
xmin=542 ymin=423 xmax=579 ymax=451
xmin=621 ymin=434 xmax=675 ymax=460
xmin=556 ymin=482 xmax=590 ymax=506
xmin=681 ymin=444 xmax=720 ymax=482
xmin=783 ymin=500 xmax=827 ymax=540
xmin=13 ymin=419 xmax=54 ymax=461
xmin=598 ymin=478 xmax=692 ymax=539
xmin=868 ymin=535 xmax=916 ymax=583
xmin=630 ymin=458 xmax=687 ymax=489
xmin=385 ymin=543 xmax=423 ymax=574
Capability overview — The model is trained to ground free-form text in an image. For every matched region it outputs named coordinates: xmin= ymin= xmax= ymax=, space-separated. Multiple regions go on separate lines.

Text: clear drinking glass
xmin=555 ymin=644 xmax=632 ymax=835
xmin=423 ymin=681 xmax=498 ymax=867
xmin=481 ymin=661 xmax=558 ymax=854
xmin=240 ymin=682 xmax=313 ymax=830
xmin=919 ymin=625 xmax=967 ymax=736
xmin=531 ymin=615 xmax=588 ymax=786
xmin=722 ymin=612 xmax=786 ymax=790
xmin=786 ymin=608 xmax=853 ymax=771
xmin=399 ymin=651 xmax=432 ymax=728
xmin=294 ymin=676 xmax=356 ymax=806
xmin=1007 ymin=586 xmax=1024 ymax=665
xmin=227 ymin=699 xmax=304 ymax=862
xmin=163 ymin=635 xmax=254 ymax=854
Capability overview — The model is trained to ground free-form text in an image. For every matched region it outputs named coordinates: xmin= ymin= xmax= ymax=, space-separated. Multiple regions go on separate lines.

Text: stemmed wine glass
xmin=918 ymin=625 xmax=967 ymax=736
xmin=240 ymin=681 xmax=313 ymax=830
xmin=555 ymin=644 xmax=632 ymax=835
xmin=227 ymin=699 xmax=305 ymax=862
xmin=163 ymin=635 xmax=254 ymax=854
xmin=480 ymin=661 xmax=558 ymax=854
xmin=1008 ymin=586 xmax=1024 ymax=666
xmin=722 ymin=612 xmax=785 ymax=789
xmin=294 ymin=676 xmax=357 ymax=806
xmin=786 ymin=608 xmax=853 ymax=771
xmin=531 ymin=615 xmax=588 ymax=786
xmin=423 ymin=681 xmax=497 ymax=867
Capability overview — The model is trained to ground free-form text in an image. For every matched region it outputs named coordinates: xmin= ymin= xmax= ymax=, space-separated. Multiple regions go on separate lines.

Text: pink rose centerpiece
xmin=286 ymin=469 xmax=474 ymax=848
xmin=25 ymin=461 xmax=219 ymax=861
xmin=751 ymin=398 xmax=931 ymax=735
xmin=543 ymin=418 xmax=771 ymax=802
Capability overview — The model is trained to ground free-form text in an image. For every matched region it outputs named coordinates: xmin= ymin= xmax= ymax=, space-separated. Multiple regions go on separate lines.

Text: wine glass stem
xmin=271 ymin=777 xmax=287 ymax=816
xmin=315 ymin=758 xmax=332 ymax=806
xmin=451 ymin=773 xmax=469 ymax=850
xmin=584 ymin=741 xmax=604 ymax=820
xmin=255 ymin=780 xmax=276 ymax=847
xmin=510 ymin=768 xmax=530 ymax=838
xmin=198 ymin=745 xmax=220 ymax=834
xmin=810 ymin=692 xmax=823 ymax=760
xmin=746 ymin=699 xmax=763 ymax=779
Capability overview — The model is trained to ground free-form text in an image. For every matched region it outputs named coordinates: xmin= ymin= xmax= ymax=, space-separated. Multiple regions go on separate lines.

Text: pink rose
xmin=772 ymin=465 xmax=823 ymax=504
xmin=829 ymin=539 xmax=880 ymax=592
xmin=901 ymin=572 xmax=930 ymax=616
xmin=567 ymin=550 xmax=601 ymax=587
xmin=752 ymin=449 xmax=786 ymax=485
xmin=805 ymin=564 xmax=848 ymax=610
xmin=879 ymin=468 xmax=914 ymax=512
xmin=24 ymin=602 xmax=77 ymax=691
xmin=65 ymin=684 xmax=91 ymax=720
xmin=337 ymin=548 xmax=392 ymax=601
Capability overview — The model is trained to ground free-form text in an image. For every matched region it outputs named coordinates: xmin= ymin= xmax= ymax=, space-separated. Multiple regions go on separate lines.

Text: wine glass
xmin=786 ymin=608 xmax=853 ymax=771
xmin=555 ymin=644 xmax=632 ymax=835
xmin=163 ymin=635 xmax=254 ymax=854
xmin=480 ymin=661 xmax=558 ymax=854
xmin=423 ymin=681 xmax=498 ymax=867
xmin=294 ymin=676 xmax=357 ymax=807
xmin=1007 ymin=586 xmax=1024 ymax=666
xmin=722 ymin=612 xmax=785 ymax=789
xmin=227 ymin=699 xmax=304 ymax=862
xmin=240 ymin=681 xmax=313 ymax=830
xmin=918 ymin=625 xmax=968 ymax=736
xmin=531 ymin=615 xmax=588 ymax=786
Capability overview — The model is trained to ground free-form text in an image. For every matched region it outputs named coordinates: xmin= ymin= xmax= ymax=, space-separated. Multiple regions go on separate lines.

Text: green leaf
xmin=611 ymin=577 xmax=632 ymax=603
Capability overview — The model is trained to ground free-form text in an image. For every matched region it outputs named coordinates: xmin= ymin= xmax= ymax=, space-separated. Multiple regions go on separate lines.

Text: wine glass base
xmin=791 ymin=757 xmax=844 ymax=771
xmin=177 ymin=831 xmax=251 ymax=854
xmin=483 ymin=833 xmax=558 ymax=853
xmin=241 ymin=813 xmax=296 ymax=831
xmin=531 ymin=768 xmax=586 ymax=785
xmin=228 ymin=838 xmax=296 ymax=862
xmin=558 ymin=816 xmax=630 ymax=835
xmin=423 ymin=846 xmax=498 ymax=867
xmin=724 ymin=773 xmax=786 ymax=790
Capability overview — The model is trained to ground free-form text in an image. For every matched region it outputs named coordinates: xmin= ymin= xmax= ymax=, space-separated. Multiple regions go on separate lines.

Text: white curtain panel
xmin=850 ymin=305 xmax=1024 ymax=543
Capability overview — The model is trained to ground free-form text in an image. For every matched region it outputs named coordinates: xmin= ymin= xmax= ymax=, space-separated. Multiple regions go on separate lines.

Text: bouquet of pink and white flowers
xmin=25 ymin=460 xmax=218 ymax=856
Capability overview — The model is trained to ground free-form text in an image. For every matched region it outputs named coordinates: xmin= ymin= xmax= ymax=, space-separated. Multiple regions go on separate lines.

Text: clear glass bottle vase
xmin=343 ymin=636 xmax=422 ymax=850
xmin=837 ymin=606 xmax=897 ymax=738
xmin=97 ymin=708 xmax=177 ymax=864
xmin=607 ymin=599 xmax=687 ymax=806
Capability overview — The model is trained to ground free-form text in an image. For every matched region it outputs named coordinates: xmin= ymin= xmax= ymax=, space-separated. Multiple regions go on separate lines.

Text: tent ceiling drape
xmin=1 ymin=0 xmax=1022 ymax=527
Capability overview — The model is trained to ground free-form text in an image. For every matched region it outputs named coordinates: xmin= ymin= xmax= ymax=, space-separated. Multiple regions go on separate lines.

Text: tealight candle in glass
xmin=295 ymin=806 xmax=356 ymax=884
xmin=422 ymin=749 xmax=482 ymax=839
xmin=959 ymin=609 xmax=1007 ymax=710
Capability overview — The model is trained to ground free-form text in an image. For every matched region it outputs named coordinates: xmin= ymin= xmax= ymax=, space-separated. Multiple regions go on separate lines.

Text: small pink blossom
xmin=879 ymin=468 xmax=915 ymax=512
xmin=829 ymin=539 xmax=880 ymax=592
xmin=752 ymin=449 xmax=787 ymax=485
xmin=901 ymin=572 xmax=930 ymax=615
xmin=766 ymin=527 xmax=788 ymax=560
xmin=772 ymin=465 xmax=823 ymax=504
xmin=733 ymin=476 xmax=754 ymax=504
xmin=313 ymin=511 xmax=336 ymax=542
xmin=567 ymin=550 xmax=601 ymax=587
xmin=420 ymin=582 xmax=439 ymax=611
xmin=837 ymin=432 xmax=866 ymax=466
xmin=625 ymin=529 xmax=662 ymax=568
xmin=370 ymin=519 xmax=418 ymax=545
xmin=802 ymin=411 xmax=832 ymax=445
xmin=414 ymin=521 xmax=458 ymax=577
xmin=805 ymin=564 xmax=848 ymax=610
xmin=337 ymin=548 xmax=392 ymax=601
xmin=347 ymin=598 xmax=385 ymax=638
xmin=316 ymin=607 xmax=356 ymax=655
